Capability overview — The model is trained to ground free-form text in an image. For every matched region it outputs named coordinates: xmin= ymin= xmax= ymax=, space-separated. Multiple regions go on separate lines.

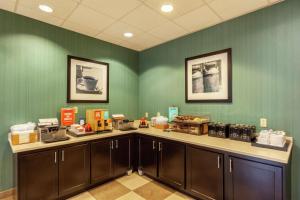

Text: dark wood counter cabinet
xmin=186 ymin=146 xmax=223 ymax=200
xmin=15 ymin=133 xmax=291 ymax=200
xmin=138 ymin=135 xmax=158 ymax=178
xmin=158 ymin=139 xmax=185 ymax=190
xmin=90 ymin=136 xmax=131 ymax=185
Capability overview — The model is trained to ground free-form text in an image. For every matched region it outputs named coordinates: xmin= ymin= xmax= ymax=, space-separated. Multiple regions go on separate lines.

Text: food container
xmin=257 ymin=130 xmax=286 ymax=147
xmin=229 ymin=124 xmax=256 ymax=142
xmin=154 ymin=116 xmax=169 ymax=129
xmin=11 ymin=131 xmax=38 ymax=145
xmin=208 ymin=123 xmax=217 ymax=137
xmin=209 ymin=123 xmax=230 ymax=138
xmin=270 ymin=132 xmax=286 ymax=147
xmin=172 ymin=115 xmax=209 ymax=135
xmin=39 ymin=126 xmax=68 ymax=143
xmin=69 ymin=124 xmax=85 ymax=134
xmin=112 ymin=114 xmax=125 ymax=130
xmin=10 ymin=122 xmax=38 ymax=145
xmin=121 ymin=119 xmax=135 ymax=130
xmin=10 ymin=122 xmax=36 ymax=132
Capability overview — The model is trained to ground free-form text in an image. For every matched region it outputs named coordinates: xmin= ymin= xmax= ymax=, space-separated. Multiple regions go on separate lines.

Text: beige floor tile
xmin=0 ymin=197 xmax=14 ymax=200
xmin=89 ymin=181 xmax=130 ymax=200
xmin=67 ymin=192 xmax=96 ymax=200
xmin=164 ymin=192 xmax=194 ymax=200
xmin=134 ymin=182 xmax=174 ymax=200
xmin=139 ymin=175 xmax=153 ymax=182
xmin=115 ymin=191 xmax=146 ymax=200
xmin=116 ymin=173 xmax=151 ymax=190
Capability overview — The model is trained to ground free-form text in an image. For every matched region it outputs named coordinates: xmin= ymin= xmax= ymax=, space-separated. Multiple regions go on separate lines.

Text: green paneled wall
xmin=139 ymin=0 xmax=300 ymax=199
xmin=1 ymin=0 xmax=300 ymax=198
xmin=0 ymin=10 xmax=139 ymax=191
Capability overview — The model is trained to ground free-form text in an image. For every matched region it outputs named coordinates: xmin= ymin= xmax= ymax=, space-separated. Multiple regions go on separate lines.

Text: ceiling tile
xmin=4 ymin=0 xmax=285 ymax=51
xmin=66 ymin=5 xmax=115 ymax=34
xmin=148 ymin=21 xmax=187 ymax=41
xmin=203 ymin=0 xmax=214 ymax=3
xmin=95 ymin=32 xmax=125 ymax=45
xmin=174 ymin=5 xmax=221 ymax=32
xmin=118 ymin=40 xmax=143 ymax=51
xmin=208 ymin=0 xmax=269 ymax=20
xmin=0 ymin=0 xmax=16 ymax=12
xmin=96 ymin=31 xmax=148 ymax=51
xmin=101 ymin=21 xmax=143 ymax=41
xmin=17 ymin=0 xmax=78 ymax=19
xmin=268 ymin=0 xmax=283 ymax=4
xmin=81 ymin=0 xmax=141 ymax=19
xmin=16 ymin=5 xmax=64 ymax=26
xmin=121 ymin=5 xmax=169 ymax=31
xmin=63 ymin=20 xmax=100 ymax=37
xmin=130 ymin=33 xmax=162 ymax=49
xmin=144 ymin=0 xmax=205 ymax=19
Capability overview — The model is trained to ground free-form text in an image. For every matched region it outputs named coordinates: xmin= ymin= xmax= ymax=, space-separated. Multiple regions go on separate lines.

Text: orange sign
xmin=94 ymin=110 xmax=102 ymax=120
xmin=61 ymin=108 xmax=75 ymax=126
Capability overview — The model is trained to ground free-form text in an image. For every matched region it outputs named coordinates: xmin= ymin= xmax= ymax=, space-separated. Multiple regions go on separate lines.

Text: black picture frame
xmin=67 ymin=55 xmax=109 ymax=103
xmin=185 ymin=48 xmax=232 ymax=103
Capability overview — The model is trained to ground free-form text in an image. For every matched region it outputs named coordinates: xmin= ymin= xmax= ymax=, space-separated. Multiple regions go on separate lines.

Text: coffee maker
xmin=86 ymin=109 xmax=112 ymax=132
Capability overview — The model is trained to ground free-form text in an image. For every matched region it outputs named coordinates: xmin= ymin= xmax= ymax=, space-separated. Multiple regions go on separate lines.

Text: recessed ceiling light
xmin=161 ymin=4 xmax=173 ymax=13
xmin=39 ymin=4 xmax=53 ymax=13
xmin=124 ymin=32 xmax=133 ymax=38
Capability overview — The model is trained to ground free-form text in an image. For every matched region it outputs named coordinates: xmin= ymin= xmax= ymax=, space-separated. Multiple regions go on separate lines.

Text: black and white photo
xmin=185 ymin=49 xmax=232 ymax=102
xmin=67 ymin=55 xmax=109 ymax=103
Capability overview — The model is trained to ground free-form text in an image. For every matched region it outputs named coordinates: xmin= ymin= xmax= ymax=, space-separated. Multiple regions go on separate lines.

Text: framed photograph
xmin=67 ymin=55 xmax=109 ymax=103
xmin=185 ymin=48 xmax=232 ymax=103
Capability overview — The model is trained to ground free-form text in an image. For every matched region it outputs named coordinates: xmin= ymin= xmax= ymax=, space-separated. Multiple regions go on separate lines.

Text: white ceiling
xmin=0 ymin=0 xmax=284 ymax=51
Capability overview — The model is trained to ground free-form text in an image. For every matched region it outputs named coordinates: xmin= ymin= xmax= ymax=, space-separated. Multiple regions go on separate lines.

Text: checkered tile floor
xmin=68 ymin=173 xmax=194 ymax=200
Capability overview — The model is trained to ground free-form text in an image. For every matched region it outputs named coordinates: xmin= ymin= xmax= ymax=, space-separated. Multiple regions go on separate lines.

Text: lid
xmin=155 ymin=116 xmax=168 ymax=124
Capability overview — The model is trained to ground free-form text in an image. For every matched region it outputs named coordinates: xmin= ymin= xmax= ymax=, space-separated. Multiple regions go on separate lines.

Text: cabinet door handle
xmin=115 ymin=140 xmax=118 ymax=149
xmin=229 ymin=158 xmax=233 ymax=173
xmin=158 ymin=142 xmax=162 ymax=151
xmin=111 ymin=140 xmax=114 ymax=150
xmin=54 ymin=152 xmax=57 ymax=164
xmin=217 ymin=155 xmax=221 ymax=169
xmin=152 ymin=141 xmax=156 ymax=150
xmin=62 ymin=150 xmax=64 ymax=162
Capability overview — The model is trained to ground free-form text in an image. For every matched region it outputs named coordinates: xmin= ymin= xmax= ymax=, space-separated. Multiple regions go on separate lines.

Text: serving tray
xmin=251 ymin=139 xmax=290 ymax=152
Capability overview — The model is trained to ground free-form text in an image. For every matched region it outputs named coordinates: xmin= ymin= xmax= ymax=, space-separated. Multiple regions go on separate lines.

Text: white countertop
xmin=9 ymin=126 xmax=293 ymax=164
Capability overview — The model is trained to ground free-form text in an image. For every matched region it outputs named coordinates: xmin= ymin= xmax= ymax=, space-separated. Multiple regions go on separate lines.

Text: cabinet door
xmin=228 ymin=157 xmax=282 ymax=200
xmin=139 ymin=136 xmax=157 ymax=177
xmin=186 ymin=146 xmax=223 ymax=200
xmin=158 ymin=140 xmax=185 ymax=189
xmin=113 ymin=136 xmax=131 ymax=177
xmin=91 ymin=139 xmax=112 ymax=184
xmin=59 ymin=143 xmax=90 ymax=197
xmin=19 ymin=149 xmax=58 ymax=200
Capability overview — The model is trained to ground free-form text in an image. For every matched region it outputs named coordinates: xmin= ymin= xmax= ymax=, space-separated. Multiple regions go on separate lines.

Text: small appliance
xmin=112 ymin=114 xmax=125 ymax=130
xmin=38 ymin=118 xmax=69 ymax=143
xmin=86 ymin=109 xmax=112 ymax=132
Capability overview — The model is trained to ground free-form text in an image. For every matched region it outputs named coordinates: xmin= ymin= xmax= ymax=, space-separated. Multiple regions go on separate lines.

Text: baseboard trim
xmin=0 ymin=188 xmax=15 ymax=199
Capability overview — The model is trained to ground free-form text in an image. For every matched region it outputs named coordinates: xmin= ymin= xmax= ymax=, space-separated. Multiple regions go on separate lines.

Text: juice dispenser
xmin=86 ymin=109 xmax=105 ymax=132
